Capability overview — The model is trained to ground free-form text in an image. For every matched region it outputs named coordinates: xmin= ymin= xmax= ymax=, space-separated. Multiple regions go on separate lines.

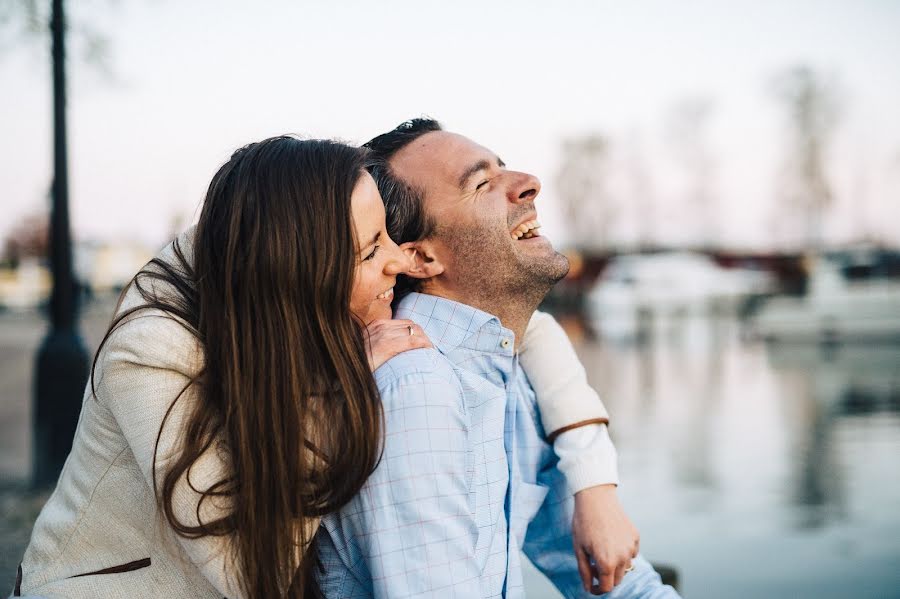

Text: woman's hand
xmin=364 ymin=319 xmax=432 ymax=371
xmin=572 ymin=484 xmax=640 ymax=594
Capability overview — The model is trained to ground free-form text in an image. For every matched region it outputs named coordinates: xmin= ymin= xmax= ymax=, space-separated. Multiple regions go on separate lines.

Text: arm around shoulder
xmin=520 ymin=311 xmax=609 ymax=439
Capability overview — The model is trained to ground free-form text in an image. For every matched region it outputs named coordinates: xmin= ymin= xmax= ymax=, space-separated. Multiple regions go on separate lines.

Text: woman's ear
xmin=400 ymin=241 xmax=444 ymax=279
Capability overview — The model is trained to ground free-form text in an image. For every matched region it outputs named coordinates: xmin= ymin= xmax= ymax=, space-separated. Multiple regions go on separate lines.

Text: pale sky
xmin=2 ymin=0 xmax=899 ymax=251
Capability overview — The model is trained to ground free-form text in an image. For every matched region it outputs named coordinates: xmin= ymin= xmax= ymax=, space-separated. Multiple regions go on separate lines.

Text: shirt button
xmin=500 ymin=338 xmax=511 ymax=349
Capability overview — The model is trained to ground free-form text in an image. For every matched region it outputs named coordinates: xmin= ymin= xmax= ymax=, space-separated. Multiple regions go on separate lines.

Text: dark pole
xmin=32 ymin=0 xmax=89 ymax=489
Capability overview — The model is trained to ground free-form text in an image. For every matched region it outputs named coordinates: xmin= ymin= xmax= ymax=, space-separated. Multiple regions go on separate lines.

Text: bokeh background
xmin=2 ymin=1 xmax=899 ymax=597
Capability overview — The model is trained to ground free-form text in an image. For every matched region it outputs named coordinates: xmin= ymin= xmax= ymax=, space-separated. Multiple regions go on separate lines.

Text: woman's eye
xmin=363 ymin=246 xmax=379 ymax=261
xmin=476 ymin=179 xmax=489 ymax=190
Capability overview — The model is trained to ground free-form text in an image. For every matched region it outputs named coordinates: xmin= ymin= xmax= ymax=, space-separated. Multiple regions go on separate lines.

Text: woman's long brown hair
xmin=90 ymin=137 xmax=382 ymax=597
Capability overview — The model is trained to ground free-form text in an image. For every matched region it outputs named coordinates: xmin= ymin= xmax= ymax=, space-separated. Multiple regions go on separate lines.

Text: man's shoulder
xmin=373 ymin=347 xmax=462 ymax=401
xmin=375 ymin=348 xmax=466 ymax=413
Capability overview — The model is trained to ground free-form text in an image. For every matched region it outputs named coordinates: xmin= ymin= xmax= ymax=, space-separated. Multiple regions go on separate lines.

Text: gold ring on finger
xmin=407 ymin=325 xmax=414 ymax=336
xmin=624 ymin=564 xmax=635 ymax=573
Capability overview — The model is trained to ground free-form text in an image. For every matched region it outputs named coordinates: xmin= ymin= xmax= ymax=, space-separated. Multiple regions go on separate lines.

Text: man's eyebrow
xmin=359 ymin=231 xmax=380 ymax=253
xmin=457 ymin=156 xmax=505 ymax=190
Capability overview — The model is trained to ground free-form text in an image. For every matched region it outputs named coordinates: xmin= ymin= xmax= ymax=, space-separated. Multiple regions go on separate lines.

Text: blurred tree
xmin=624 ymin=132 xmax=657 ymax=250
xmin=556 ymin=134 xmax=619 ymax=252
xmin=3 ymin=213 xmax=50 ymax=268
xmin=665 ymin=96 xmax=718 ymax=248
xmin=0 ymin=1 xmax=43 ymax=43
xmin=1 ymin=0 xmax=116 ymax=76
xmin=771 ymin=66 xmax=842 ymax=250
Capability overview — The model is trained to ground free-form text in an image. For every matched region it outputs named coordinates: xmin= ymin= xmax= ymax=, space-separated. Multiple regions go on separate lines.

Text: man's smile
xmin=510 ymin=219 xmax=542 ymax=241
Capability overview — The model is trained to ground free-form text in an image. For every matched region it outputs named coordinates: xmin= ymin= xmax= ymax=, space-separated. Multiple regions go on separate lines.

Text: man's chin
xmin=515 ymin=237 xmax=568 ymax=268
xmin=547 ymin=252 xmax=571 ymax=283
xmin=516 ymin=248 xmax=569 ymax=287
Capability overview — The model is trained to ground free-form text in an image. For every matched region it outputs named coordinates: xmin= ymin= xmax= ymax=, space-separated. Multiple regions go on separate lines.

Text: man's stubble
xmin=434 ymin=217 xmax=570 ymax=319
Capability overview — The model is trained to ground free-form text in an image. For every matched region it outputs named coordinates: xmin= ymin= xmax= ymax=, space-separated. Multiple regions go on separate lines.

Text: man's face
xmin=390 ymin=131 xmax=569 ymax=297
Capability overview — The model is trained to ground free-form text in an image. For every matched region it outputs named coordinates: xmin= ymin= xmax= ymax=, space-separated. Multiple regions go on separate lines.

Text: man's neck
xmin=419 ymin=282 xmax=544 ymax=349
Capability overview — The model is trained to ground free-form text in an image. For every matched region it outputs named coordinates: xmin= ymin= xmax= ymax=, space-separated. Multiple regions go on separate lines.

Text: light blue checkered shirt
xmin=316 ymin=293 xmax=678 ymax=599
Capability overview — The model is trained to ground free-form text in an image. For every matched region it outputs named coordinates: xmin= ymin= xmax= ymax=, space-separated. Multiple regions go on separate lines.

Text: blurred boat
xmin=749 ymin=257 xmax=900 ymax=342
xmin=586 ymin=252 xmax=773 ymax=341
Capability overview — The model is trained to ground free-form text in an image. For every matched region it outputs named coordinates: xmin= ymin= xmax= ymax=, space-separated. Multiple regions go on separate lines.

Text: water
xmin=524 ymin=316 xmax=900 ymax=598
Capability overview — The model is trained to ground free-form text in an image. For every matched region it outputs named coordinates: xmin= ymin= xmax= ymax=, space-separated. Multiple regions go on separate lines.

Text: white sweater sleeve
xmin=519 ymin=310 xmax=619 ymax=493
xmin=553 ymin=423 xmax=620 ymax=494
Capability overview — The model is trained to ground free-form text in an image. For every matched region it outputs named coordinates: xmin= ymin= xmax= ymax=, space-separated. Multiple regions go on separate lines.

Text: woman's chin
xmin=357 ymin=306 xmax=392 ymax=326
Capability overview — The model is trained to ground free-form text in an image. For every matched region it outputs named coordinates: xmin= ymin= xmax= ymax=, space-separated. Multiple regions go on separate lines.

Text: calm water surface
xmin=524 ymin=317 xmax=900 ymax=599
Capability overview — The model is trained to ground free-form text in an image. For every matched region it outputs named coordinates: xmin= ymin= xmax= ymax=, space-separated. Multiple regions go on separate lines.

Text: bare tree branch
xmin=771 ymin=66 xmax=843 ymax=249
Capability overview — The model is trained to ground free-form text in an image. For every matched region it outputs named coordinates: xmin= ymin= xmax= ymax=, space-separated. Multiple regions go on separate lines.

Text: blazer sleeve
xmin=519 ymin=311 xmax=610 ymax=440
xmin=93 ymin=309 xmax=247 ymax=599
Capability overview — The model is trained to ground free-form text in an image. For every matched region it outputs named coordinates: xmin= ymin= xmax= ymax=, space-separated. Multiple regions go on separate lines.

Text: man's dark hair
xmin=364 ymin=117 xmax=443 ymax=297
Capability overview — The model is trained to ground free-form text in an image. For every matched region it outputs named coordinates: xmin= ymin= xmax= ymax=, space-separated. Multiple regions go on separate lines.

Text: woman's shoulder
xmin=104 ymin=309 xmax=201 ymax=370
xmin=102 ymin=228 xmax=203 ymax=376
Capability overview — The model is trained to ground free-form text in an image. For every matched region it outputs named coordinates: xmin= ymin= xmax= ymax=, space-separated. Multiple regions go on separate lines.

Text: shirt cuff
xmin=553 ymin=423 xmax=619 ymax=495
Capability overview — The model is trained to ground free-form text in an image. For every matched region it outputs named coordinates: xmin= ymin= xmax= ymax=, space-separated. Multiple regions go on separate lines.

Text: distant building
xmin=0 ymin=241 xmax=155 ymax=310
xmin=0 ymin=258 xmax=52 ymax=310
xmin=75 ymin=241 xmax=156 ymax=295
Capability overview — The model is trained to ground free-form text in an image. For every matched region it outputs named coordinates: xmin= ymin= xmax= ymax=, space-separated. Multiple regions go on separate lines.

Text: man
xmin=315 ymin=119 xmax=679 ymax=598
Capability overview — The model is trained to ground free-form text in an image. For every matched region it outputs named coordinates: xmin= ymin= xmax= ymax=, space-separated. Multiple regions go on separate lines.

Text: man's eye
xmin=363 ymin=246 xmax=379 ymax=261
xmin=476 ymin=180 xmax=489 ymax=190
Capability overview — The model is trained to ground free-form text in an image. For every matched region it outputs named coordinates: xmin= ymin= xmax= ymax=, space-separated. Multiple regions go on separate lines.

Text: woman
xmin=16 ymin=137 xmax=430 ymax=598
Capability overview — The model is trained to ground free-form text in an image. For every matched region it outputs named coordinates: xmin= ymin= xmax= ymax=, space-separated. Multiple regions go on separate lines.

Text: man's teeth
xmin=510 ymin=220 xmax=541 ymax=240
xmin=376 ymin=287 xmax=394 ymax=300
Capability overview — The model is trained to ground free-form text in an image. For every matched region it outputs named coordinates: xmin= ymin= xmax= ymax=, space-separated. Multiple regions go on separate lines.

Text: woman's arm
xmin=519 ymin=312 xmax=609 ymax=435
xmin=519 ymin=310 xmax=618 ymax=490
xmin=519 ymin=311 xmax=639 ymax=594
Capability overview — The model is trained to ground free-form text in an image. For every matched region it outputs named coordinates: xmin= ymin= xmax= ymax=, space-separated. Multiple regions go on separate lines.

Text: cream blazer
xmin=16 ymin=230 xmax=609 ymax=599
xmin=17 ymin=233 xmax=252 ymax=598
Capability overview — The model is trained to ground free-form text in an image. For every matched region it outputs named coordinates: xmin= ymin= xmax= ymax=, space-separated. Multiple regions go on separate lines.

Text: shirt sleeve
xmin=519 ymin=311 xmax=610 ymax=440
xmin=316 ymin=358 xmax=482 ymax=598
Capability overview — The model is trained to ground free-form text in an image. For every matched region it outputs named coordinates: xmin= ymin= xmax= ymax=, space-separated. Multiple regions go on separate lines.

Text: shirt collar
xmin=395 ymin=292 xmax=516 ymax=358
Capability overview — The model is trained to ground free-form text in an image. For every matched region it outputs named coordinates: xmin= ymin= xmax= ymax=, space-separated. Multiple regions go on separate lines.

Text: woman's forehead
xmin=350 ymin=173 xmax=386 ymax=244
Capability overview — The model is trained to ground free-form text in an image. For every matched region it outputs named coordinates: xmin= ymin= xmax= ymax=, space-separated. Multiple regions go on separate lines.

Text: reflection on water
xmin=524 ymin=316 xmax=900 ymax=599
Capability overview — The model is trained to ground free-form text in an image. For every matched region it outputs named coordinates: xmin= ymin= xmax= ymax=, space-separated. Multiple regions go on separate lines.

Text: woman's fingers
xmin=574 ymin=545 xmax=593 ymax=593
xmin=613 ymin=561 xmax=626 ymax=588
xmin=365 ymin=320 xmax=432 ymax=371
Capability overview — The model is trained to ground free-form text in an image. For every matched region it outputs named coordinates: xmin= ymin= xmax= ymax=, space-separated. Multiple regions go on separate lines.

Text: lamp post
xmin=32 ymin=0 xmax=89 ymax=489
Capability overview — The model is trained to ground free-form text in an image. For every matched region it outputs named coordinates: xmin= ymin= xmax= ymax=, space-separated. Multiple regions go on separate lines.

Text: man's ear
xmin=400 ymin=241 xmax=444 ymax=279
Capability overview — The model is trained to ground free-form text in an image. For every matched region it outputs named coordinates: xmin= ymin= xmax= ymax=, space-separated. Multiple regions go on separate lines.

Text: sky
xmin=2 ymin=0 xmax=899 ymax=251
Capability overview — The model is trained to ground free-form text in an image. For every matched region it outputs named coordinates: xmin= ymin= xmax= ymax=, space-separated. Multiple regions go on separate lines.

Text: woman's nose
xmin=384 ymin=242 xmax=409 ymax=276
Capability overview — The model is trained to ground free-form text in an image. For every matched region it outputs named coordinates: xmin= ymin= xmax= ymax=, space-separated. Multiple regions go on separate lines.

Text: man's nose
xmin=507 ymin=171 xmax=541 ymax=204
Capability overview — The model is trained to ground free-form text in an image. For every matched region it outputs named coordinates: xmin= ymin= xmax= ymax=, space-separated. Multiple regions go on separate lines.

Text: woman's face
xmin=349 ymin=172 xmax=409 ymax=325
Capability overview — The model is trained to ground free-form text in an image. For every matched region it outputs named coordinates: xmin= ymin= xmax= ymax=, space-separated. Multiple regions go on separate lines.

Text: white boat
xmin=750 ymin=257 xmax=900 ymax=342
xmin=586 ymin=252 xmax=773 ymax=341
